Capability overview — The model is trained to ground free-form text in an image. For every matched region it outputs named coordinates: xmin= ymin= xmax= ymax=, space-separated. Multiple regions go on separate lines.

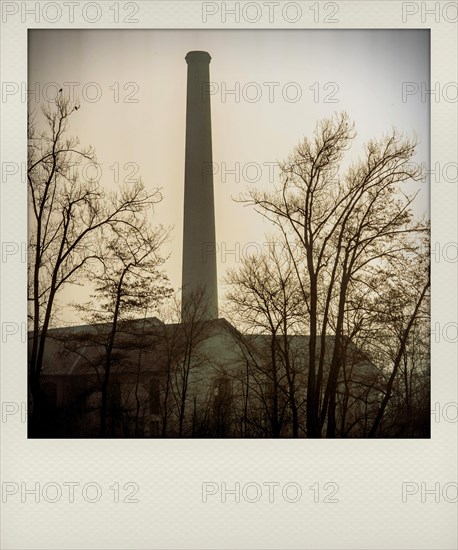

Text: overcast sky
xmin=29 ymin=29 xmax=430 ymax=326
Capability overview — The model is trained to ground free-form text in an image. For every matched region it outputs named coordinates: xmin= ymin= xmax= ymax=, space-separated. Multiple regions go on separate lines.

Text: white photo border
xmin=1 ymin=1 xmax=457 ymax=549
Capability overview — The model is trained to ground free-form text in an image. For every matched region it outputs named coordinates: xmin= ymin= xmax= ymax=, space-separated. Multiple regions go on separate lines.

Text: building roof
xmin=32 ymin=317 xmax=376 ymax=382
xmin=32 ymin=317 xmax=237 ymax=377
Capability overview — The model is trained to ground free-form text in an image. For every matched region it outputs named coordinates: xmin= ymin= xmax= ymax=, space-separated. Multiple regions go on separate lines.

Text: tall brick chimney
xmin=181 ymin=51 xmax=218 ymax=320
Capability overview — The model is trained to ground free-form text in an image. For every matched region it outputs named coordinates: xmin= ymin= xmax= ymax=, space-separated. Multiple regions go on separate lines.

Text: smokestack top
xmin=185 ymin=51 xmax=211 ymax=64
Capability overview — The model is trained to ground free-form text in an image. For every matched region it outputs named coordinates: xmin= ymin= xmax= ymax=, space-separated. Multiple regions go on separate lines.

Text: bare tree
xmin=28 ymin=96 xmax=163 ymax=432
xmin=332 ymin=234 xmax=430 ymax=437
xmin=239 ymin=113 xmax=428 ymax=437
xmin=154 ymin=287 xmax=214 ymax=437
xmin=225 ymin=243 xmax=307 ymax=437
xmin=74 ymin=220 xmax=172 ymax=436
xmin=365 ymin=248 xmax=430 ymax=437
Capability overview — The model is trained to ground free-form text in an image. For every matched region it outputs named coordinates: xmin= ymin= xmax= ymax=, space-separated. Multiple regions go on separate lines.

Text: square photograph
xmin=27 ymin=29 xmax=430 ymax=438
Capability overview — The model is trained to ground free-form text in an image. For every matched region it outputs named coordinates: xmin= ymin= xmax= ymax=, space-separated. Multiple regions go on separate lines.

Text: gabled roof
xmin=33 ymin=317 xmax=238 ymax=377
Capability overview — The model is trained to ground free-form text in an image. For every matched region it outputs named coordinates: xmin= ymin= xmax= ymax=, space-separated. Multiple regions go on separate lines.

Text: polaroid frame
xmin=1 ymin=1 xmax=457 ymax=549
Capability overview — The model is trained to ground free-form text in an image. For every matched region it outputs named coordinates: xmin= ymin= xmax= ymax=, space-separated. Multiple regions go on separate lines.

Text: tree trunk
xmin=270 ymin=335 xmax=281 ymax=438
xmin=306 ymin=280 xmax=320 ymax=438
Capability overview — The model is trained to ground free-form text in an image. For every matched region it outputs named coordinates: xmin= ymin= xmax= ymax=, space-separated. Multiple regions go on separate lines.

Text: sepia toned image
xmin=27 ymin=29 xmax=430 ymax=438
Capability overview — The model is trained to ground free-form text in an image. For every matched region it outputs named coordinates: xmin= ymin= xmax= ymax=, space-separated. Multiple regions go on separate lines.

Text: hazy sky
xmin=29 ymin=29 xmax=430 ymax=325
